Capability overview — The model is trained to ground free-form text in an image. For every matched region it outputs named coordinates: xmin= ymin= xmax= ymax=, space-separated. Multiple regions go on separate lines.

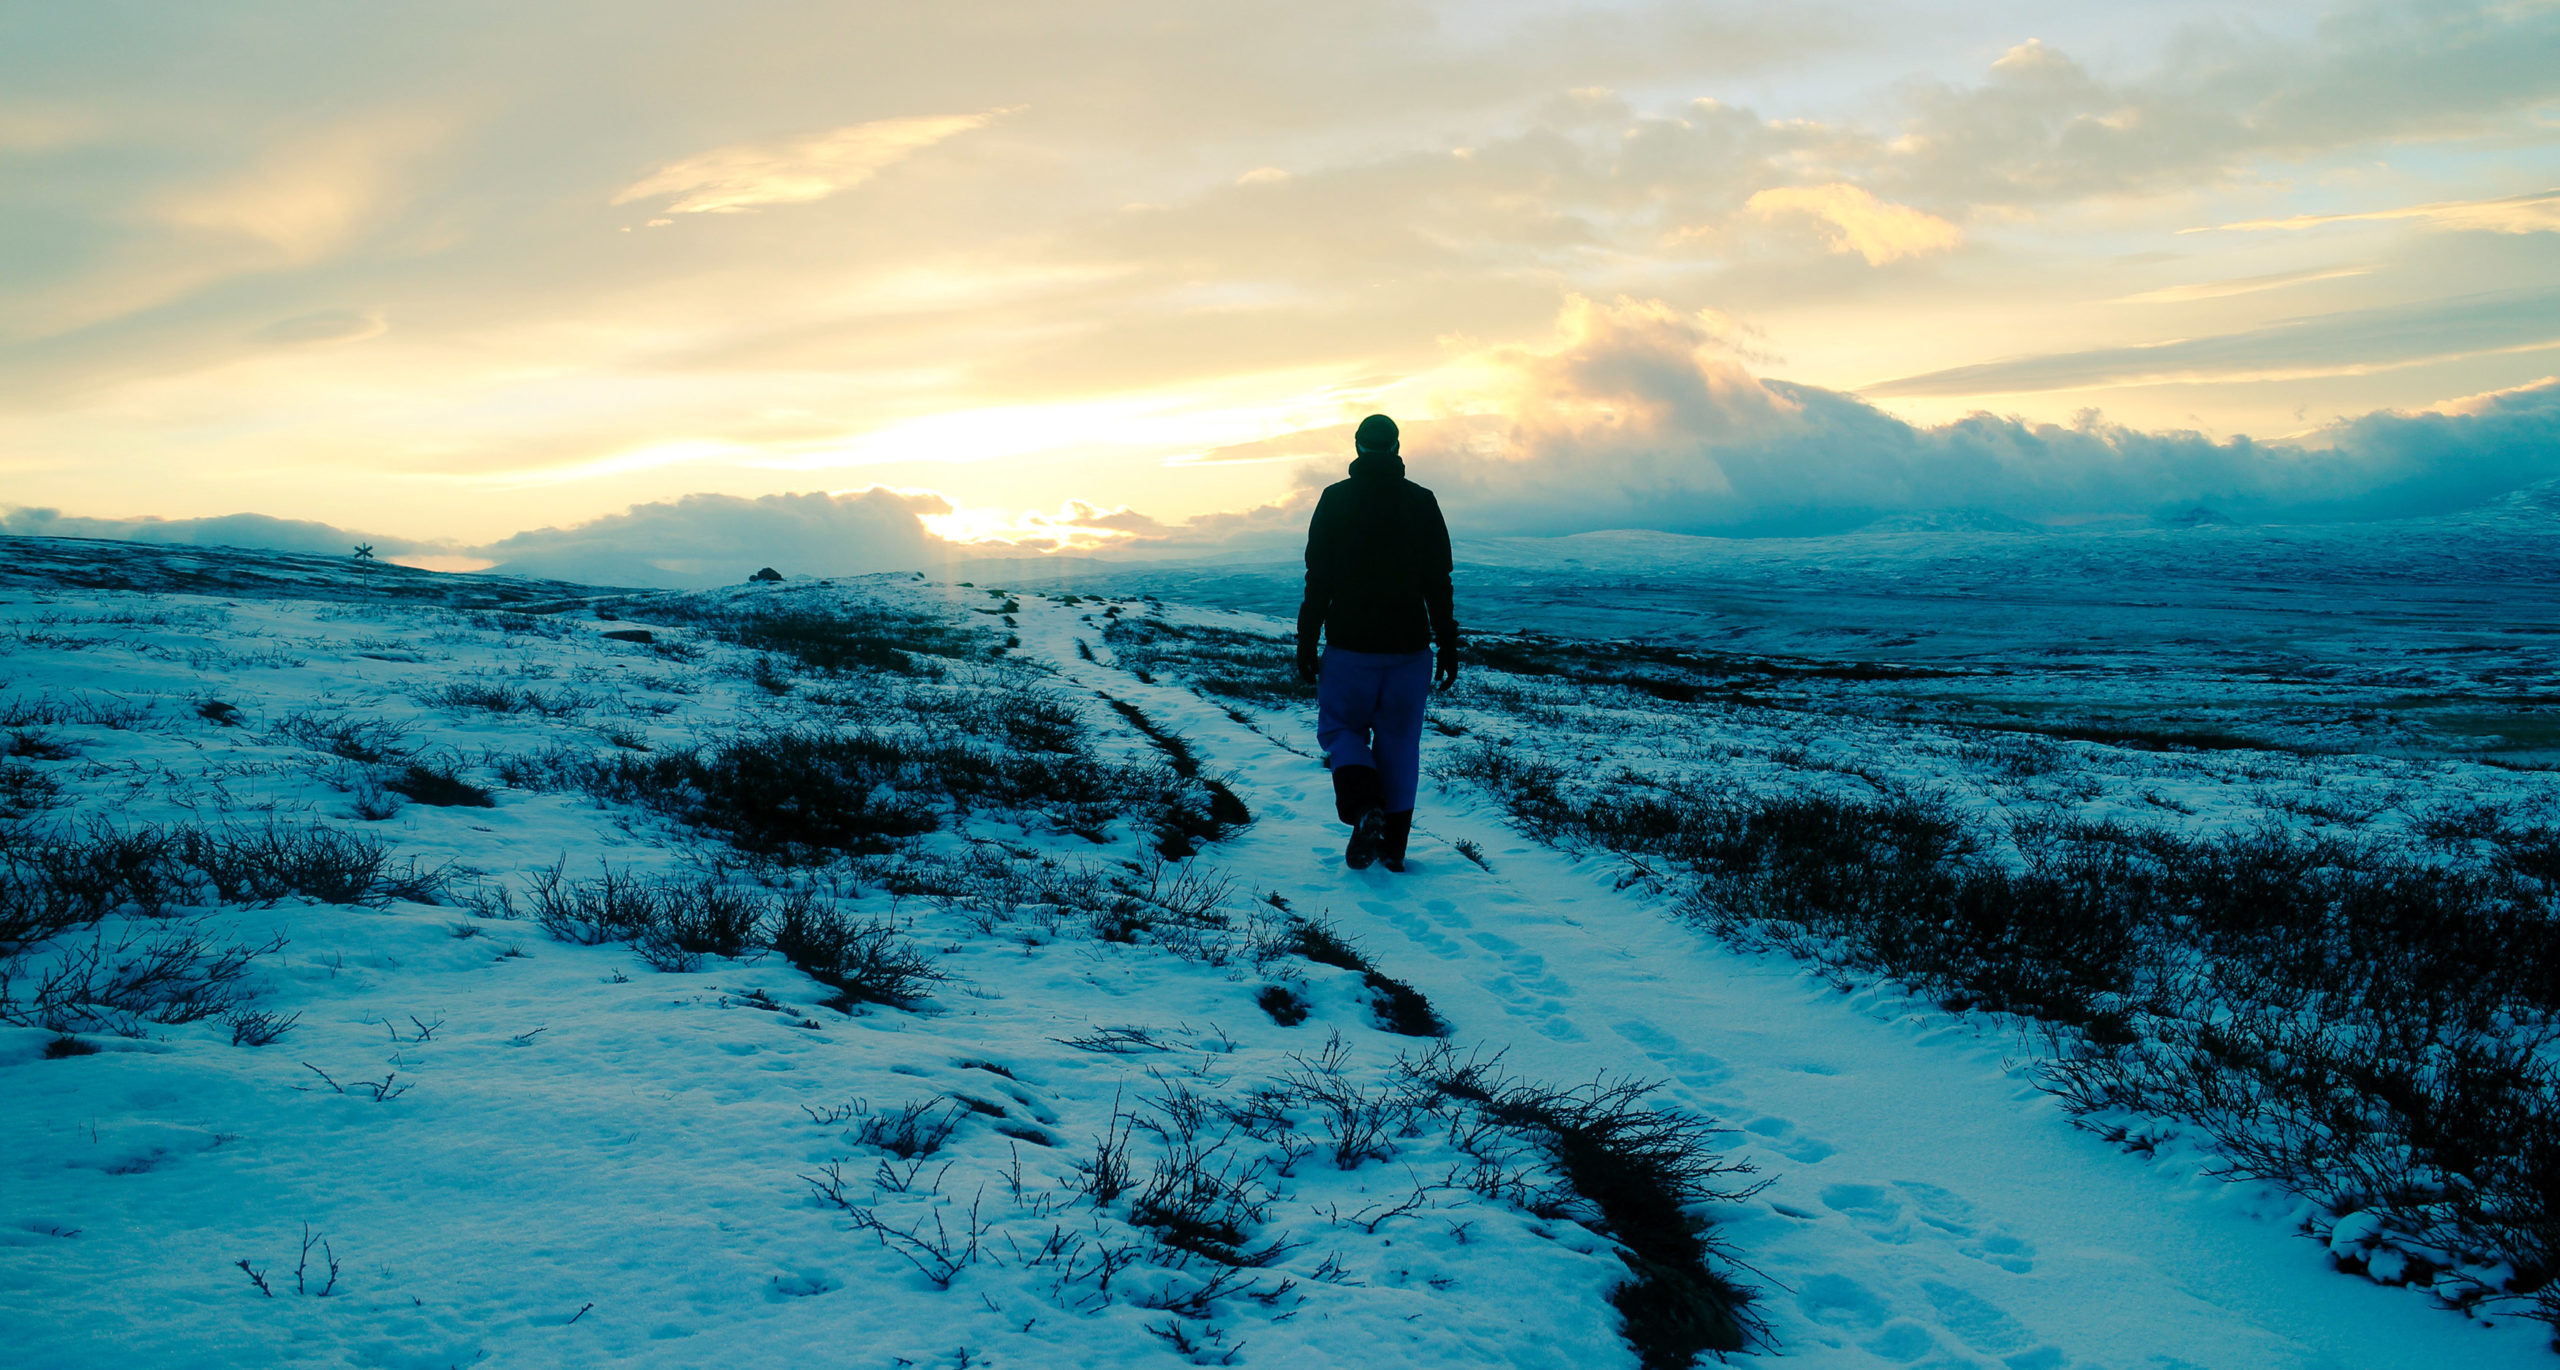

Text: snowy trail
xmin=1030 ymin=598 xmax=2550 ymax=1369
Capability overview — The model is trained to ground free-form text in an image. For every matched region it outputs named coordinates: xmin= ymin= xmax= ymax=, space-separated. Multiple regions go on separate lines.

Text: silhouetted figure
xmin=1297 ymin=414 xmax=1459 ymax=871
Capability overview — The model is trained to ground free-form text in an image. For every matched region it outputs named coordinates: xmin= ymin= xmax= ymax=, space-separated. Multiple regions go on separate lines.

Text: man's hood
xmin=1348 ymin=450 xmax=1405 ymax=482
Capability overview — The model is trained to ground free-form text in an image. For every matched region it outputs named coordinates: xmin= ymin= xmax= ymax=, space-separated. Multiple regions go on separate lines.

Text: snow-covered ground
xmin=2 ymin=537 xmax=2552 ymax=1368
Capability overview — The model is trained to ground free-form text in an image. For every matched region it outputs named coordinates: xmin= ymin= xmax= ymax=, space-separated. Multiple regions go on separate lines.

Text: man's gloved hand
xmin=1297 ymin=648 xmax=1320 ymax=684
xmin=1435 ymin=647 xmax=1459 ymax=689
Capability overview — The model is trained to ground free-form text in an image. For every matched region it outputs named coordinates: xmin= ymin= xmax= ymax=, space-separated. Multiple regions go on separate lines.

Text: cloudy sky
xmin=5 ymin=1 xmax=2558 ymax=580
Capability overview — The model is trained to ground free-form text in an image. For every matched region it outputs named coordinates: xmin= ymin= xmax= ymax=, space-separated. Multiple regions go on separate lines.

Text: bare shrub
xmin=1282 ymin=1034 xmax=1403 ymax=1171
xmin=1073 ymin=1097 xmax=1139 ymax=1205
xmin=0 ymin=761 xmax=66 ymax=817
xmin=419 ymin=682 xmax=524 ymax=713
xmin=3 ymin=729 xmax=77 ymax=761
xmin=2 ymin=823 xmax=189 ymax=932
xmin=576 ymin=731 xmax=945 ymax=857
xmin=632 ymin=600 xmax=991 ymax=676
xmin=0 ymin=692 xmax=156 ymax=730
xmin=1 ymin=921 xmax=284 ymax=1037
xmin=225 ymin=1006 xmax=301 ymax=1046
xmin=854 ymin=1098 xmax=966 ymax=1160
xmin=634 ymin=874 xmax=760 ymax=972
xmin=0 ymin=821 xmax=436 ymax=958
xmin=1268 ymin=917 xmax=1447 ymax=1036
xmin=1129 ymin=1081 xmax=1287 ymax=1271
xmin=1405 ymin=1046 xmax=1764 ymax=1364
xmin=272 ymin=711 xmax=412 ymax=764
xmin=178 ymin=824 xmax=443 ymax=907
xmin=764 ymin=895 xmax=945 ymax=1010
xmin=527 ymin=863 xmax=661 ymax=946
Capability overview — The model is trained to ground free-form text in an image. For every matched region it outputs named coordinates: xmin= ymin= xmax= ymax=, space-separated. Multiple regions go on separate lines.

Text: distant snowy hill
xmin=2474 ymin=476 xmax=2560 ymax=522
xmin=0 ymin=533 xmax=638 ymax=606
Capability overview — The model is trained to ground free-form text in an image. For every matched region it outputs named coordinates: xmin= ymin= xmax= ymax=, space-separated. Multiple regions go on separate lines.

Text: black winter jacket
xmin=1297 ymin=451 xmax=1459 ymax=658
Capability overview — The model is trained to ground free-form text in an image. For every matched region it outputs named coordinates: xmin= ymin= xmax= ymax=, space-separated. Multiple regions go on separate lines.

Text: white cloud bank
xmin=12 ymin=297 xmax=2560 ymax=583
xmin=474 ymin=489 xmax=956 ymax=586
xmin=1370 ymin=295 xmax=2560 ymax=537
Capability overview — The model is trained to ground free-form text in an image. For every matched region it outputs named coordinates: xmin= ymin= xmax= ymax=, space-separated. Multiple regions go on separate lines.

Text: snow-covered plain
xmin=1 ymin=532 xmax=2552 ymax=1369
xmin=1015 ymin=488 xmax=2560 ymax=764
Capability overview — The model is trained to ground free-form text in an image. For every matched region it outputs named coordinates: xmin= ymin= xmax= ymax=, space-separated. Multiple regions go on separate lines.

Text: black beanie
xmin=1354 ymin=414 xmax=1399 ymax=455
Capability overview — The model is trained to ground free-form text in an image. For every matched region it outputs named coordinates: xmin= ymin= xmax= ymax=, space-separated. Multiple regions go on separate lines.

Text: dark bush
xmin=1202 ymin=779 xmax=1252 ymax=829
xmin=419 ymin=682 xmax=524 ymax=713
xmin=764 ymin=896 xmax=945 ymax=1010
xmin=385 ymin=763 xmax=495 ymax=808
xmin=177 ymin=824 xmax=444 ymax=908
xmin=854 ymin=1098 xmax=964 ymax=1159
xmin=1408 ymin=1052 xmax=1763 ymax=1365
xmin=702 ymin=607 xmax=988 ymax=675
xmin=636 ymin=876 xmax=760 ymax=972
xmin=1 ymin=822 xmax=438 ymax=944
xmin=4 ymin=730 xmax=77 ymax=760
xmin=1362 ymin=971 xmax=1448 ymax=1038
xmin=994 ymin=692 xmax=1087 ymax=754
xmin=1 ymin=761 xmax=65 ymax=817
xmin=1098 ymin=699 xmax=1254 ymax=858
xmin=520 ymin=865 xmax=800 ymax=974
xmin=1256 ymin=985 xmax=1308 ymax=1026
xmin=584 ymin=731 xmax=943 ymax=857
xmin=1106 ymin=698 xmax=1197 ymax=775
xmin=1283 ymin=917 xmax=1367 ymax=972
xmin=550 ymin=719 xmax=1227 ymax=864
xmin=527 ymin=863 xmax=662 ymax=946
xmin=1268 ymin=918 xmax=1446 ymax=1035
xmin=2 ymin=824 xmax=182 ymax=936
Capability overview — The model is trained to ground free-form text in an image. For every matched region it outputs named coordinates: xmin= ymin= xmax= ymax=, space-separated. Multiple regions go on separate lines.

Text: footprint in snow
xmin=1858 ymin=1320 xmax=1942 ymax=1364
xmin=1820 ymin=1182 xmax=2037 ymax=1273
xmin=1357 ymin=898 xmax=1464 ymax=956
xmin=1607 ymin=1017 xmax=1732 ymax=1086
xmin=1794 ymin=1278 xmax=1978 ymax=1368
xmin=1460 ymin=932 xmax=1574 ymax=996
xmin=1741 ymin=1113 xmax=1838 ymax=1163
xmin=1418 ymin=896 xmax=1473 ymax=929
xmin=1797 ymin=1272 xmax=1891 ymax=1329
xmin=1918 ymin=1279 xmax=2063 ymax=1366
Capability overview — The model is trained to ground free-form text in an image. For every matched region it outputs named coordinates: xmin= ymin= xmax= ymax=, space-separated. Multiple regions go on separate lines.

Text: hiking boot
xmin=1380 ymin=810 xmax=1414 ymax=872
xmin=1346 ymin=807 xmax=1387 ymax=869
xmin=1331 ymin=764 xmax=1384 ymax=825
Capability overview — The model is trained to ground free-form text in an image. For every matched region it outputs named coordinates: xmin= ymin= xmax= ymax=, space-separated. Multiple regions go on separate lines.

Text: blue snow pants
xmin=1315 ymin=647 xmax=1434 ymax=813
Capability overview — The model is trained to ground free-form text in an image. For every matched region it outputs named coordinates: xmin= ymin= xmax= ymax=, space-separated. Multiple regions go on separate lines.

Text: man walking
xmin=1297 ymin=414 xmax=1460 ymax=872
